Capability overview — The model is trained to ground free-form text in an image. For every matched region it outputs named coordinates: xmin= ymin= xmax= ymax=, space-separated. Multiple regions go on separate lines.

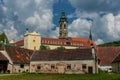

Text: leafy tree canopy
xmin=40 ymin=45 xmax=49 ymax=50
xmin=0 ymin=32 xmax=9 ymax=43
xmin=56 ymin=46 xmax=65 ymax=50
xmin=0 ymin=32 xmax=9 ymax=46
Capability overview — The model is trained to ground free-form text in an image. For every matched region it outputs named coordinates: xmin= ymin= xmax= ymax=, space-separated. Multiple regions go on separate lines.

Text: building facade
xmin=31 ymin=60 xmax=96 ymax=74
xmin=24 ymin=31 xmax=41 ymax=50
xmin=30 ymin=48 xmax=98 ymax=74
xmin=0 ymin=45 xmax=98 ymax=74
xmin=14 ymin=10 xmax=96 ymax=50
xmin=0 ymin=45 xmax=33 ymax=73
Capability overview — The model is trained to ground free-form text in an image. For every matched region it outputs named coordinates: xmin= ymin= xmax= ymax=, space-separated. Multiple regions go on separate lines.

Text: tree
xmin=40 ymin=45 xmax=49 ymax=50
xmin=56 ymin=46 xmax=65 ymax=50
xmin=0 ymin=32 xmax=9 ymax=43
xmin=0 ymin=32 xmax=9 ymax=46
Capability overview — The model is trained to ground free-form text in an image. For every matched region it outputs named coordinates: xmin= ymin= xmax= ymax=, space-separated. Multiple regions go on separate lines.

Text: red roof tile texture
xmin=0 ymin=52 xmax=8 ymax=61
xmin=14 ymin=40 xmax=24 ymax=46
xmin=97 ymin=47 xmax=120 ymax=66
xmin=31 ymin=48 xmax=93 ymax=61
xmin=72 ymin=38 xmax=96 ymax=47
xmin=41 ymin=37 xmax=83 ymax=46
xmin=14 ymin=37 xmax=96 ymax=48
xmin=5 ymin=46 xmax=33 ymax=64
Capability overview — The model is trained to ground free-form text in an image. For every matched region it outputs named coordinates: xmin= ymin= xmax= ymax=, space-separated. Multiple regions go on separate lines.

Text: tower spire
xmin=61 ymin=9 xmax=65 ymax=18
xmin=88 ymin=26 xmax=94 ymax=47
xmin=59 ymin=10 xmax=68 ymax=39
xmin=89 ymin=27 xmax=92 ymax=40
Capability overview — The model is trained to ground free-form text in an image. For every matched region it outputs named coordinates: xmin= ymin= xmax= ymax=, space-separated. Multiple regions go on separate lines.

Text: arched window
xmin=64 ymin=24 xmax=66 ymax=29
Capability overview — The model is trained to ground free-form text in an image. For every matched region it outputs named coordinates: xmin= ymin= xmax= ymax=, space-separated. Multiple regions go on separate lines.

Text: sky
xmin=0 ymin=0 xmax=120 ymax=44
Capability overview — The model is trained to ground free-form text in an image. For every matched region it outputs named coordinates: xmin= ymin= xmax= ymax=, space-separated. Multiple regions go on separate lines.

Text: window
xmin=42 ymin=40 xmax=44 ymax=43
xmin=60 ymin=42 xmax=62 ymax=44
xmin=64 ymin=42 xmax=66 ymax=45
xmin=64 ymin=24 xmax=66 ymax=28
xmin=51 ymin=65 xmax=55 ymax=70
xmin=67 ymin=65 xmax=71 ymax=70
xmin=20 ymin=64 xmax=24 ymax=68
xmin=66 ymin=42 xmax=71 ymax=45
xmin=60 ymin=24 xmax=62 ymax=27
xmin=37 ymin=66 xmax=41 ymax=70
xmin=33 ymin=40 xmax=35 ymax=43
xmin=34 ymin=46 xmax=36 ymax=50
xmin=82 ymin=64 xmax=86 ymax=69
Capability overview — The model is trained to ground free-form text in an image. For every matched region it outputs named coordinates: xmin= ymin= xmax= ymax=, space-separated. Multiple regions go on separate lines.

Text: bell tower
xmin=59 ymin=10 xmax=68 ymax=39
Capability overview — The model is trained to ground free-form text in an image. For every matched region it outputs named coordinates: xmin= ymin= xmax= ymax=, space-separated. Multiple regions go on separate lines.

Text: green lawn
xmin=0 ymin=72 xmax=120 ymax=80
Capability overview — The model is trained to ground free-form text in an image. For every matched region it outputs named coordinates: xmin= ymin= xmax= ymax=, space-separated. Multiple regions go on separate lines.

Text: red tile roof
xmin=31 ymin=48 xmax=93 ymax=61
xmin=0 ymin=52 xmax=8 ymax=61
xmin=14 ymin=37 xmax=96 ymax=48
xmin=41 ymin=37 xmax=83 ymax=47
xmin=72 ymin=38 xmax=96 ymax=47
xmin=4 ymin=46 xmax=33 ymax=64
xmin=14 ymin=40 xmax=24 ymax=46
xmin=0 ymin=45 xmax=94 ymax=63
xmin=97 ymin=47 xmax=120 ymax=66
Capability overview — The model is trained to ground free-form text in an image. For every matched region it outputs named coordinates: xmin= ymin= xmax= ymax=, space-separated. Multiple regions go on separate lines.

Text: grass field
xmin=0 ymin=71 xmax=120 ymax=80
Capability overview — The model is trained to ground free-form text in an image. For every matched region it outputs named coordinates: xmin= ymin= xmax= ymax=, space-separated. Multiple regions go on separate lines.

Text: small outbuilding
xmin=30 ymin=48 xmax=98 ymax=74
xmin=0 ymin=45 xmax=98 ymax=74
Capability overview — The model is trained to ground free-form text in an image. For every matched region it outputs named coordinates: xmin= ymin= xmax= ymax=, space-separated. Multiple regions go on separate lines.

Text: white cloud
xmin=49 ymin=27 xmax=59 ymax=38
xmin=2 ymin=6 xmax=7 ymax=12
xmin=68 ymin=0 xmax=120 ymax=13
xmin=95 ymin=39 xmax=104 ymax=45
xmin=25 ymin=12 xmax=39 ymax=26
xmin=0 ymin=0 xmax=57 ymax=41
xmin=68 ymin=11 xmax=120 ymax=44
xmin=25 ymin=9 xmax=54 ymax=37
xmin=3 ymin=21 xmax=19 ymax=40
xmin=1 ymin=0 xmax=120 ymax=44
xmin=68 ymin=18 xmax=91 ymax=38
xmin=66 ymin=0 xmax=120 ymax=44
xmin=15 ymin=0 xmax=31 ymax=8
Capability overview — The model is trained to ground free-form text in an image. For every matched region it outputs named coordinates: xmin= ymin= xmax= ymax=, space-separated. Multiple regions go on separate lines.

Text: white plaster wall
xmin=12 ymin=64 xmax=29 ymax=73
xmin=30 ymin=60 xmax=97 ymax=74
xmin=98 ymin=65 xmax=112 ymax=71
xmin=44 ymin=45 xmax=78 ymax=50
